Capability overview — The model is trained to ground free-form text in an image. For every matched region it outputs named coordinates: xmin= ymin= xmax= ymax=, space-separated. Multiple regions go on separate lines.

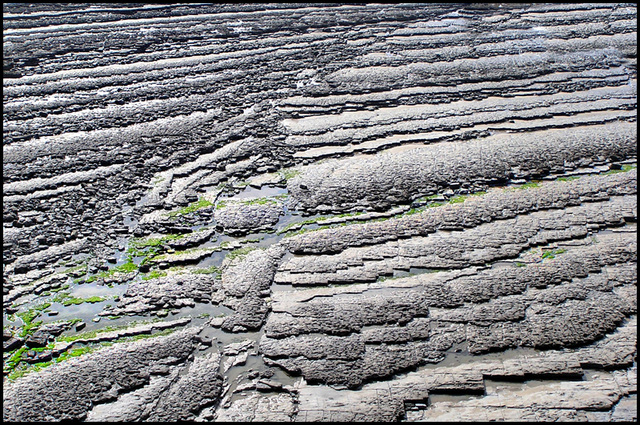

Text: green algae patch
xmin=113 ymin=261 xmax=138 ymax=273
xmin=51 ymin=292 xmax=109 ymax=307
xmin=556 ymin=176 xmax=580 ymax=182
xmin=152 ymin=246 xmax=220 ymax=262
xmin=217 ymin=197 xmax=280 ymax=210
xmin=515 ymin=181 xmax=540 ymax=190
xmin=81 ymin=259 xmax=139 ymax=284
xmin=63 ymin=264 xmax=88 ymax=277
xmin=16 ymin=303 xmax=51 ymax=337
xmin=192 ymin=265 xmax=222 ymax=276
xmin=129 ymin=234 xmax=184 ymax=250
xmin=5 ymin=339 xmax=142 ymax=381
xmin=168 ymin=197 xmax=214 ymax=217
xmin=226 ymin=246 xmax=258 ymax=262
xmin=141 ymin=270 xmax=167 ymax=280
xmin=281 ymin=168 xmax=301 ymax=181
xmin=7 ymin=359 xmax=54 ymax=381
xmin=125 ymin=327 xmax=177 ymax=342
xmin=541 ymin=248 xmax=567 ymax=260
xmin=604 ymin=164 xmax=636 ymax=175
xmin=283 ymin=228 xmax=312 ymax=238
xmin=278 ymin=217 xmax=326 ymax=235
xmin=57 ymin=318 xmax=165 ymax=343
xmin=51 ymin=284 xmax=70 ymax=293
xmin=448 ymin=195 xmax=468 ymax=204
xmin=241 ymin=197 xmax=278 ymax=206
xmin=5 ymin=347 xmax=29 ymax=374
xmin=5 ymin=341 xmax=98 ymax=381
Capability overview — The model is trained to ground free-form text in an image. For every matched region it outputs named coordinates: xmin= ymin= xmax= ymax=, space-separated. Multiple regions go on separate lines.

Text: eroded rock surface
xmin=287 ymin=123 xmax=637 ymax=213
xmin=104 ymin=273 xmax=217 ymax=317
xmin=3 ymin=3 xmax=636 ymax=423
xmin=3 ymin=328 xmax=203 ymax=421
xmin=215 ymin=198 xmax=284 ymax=235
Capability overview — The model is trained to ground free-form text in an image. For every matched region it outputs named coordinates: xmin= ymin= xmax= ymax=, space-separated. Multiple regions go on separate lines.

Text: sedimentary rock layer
xmin=3 ymin=3 xmax=636 ymax=423
xmin=3 ymin=328 xmax=204 ymax=421
xmin=287 ymin=123 xmax=636 ymax=213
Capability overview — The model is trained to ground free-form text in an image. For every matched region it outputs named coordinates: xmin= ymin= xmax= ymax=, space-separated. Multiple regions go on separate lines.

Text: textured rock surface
xmin=214 ymin=391 xmax=297 ymax=422
xmin=219 ymin=246 xmax=284 ymax=332
xmin=3 ymin=328 xmax=202 ymax=421
xmin=262 ymin=230 xmax=636 ymax=388
xmin=145 ymin=352 xmax=224 ymax=422
xmin=215 ymin=199 xmax=284 ymax=235
xmin=3 ymin=3 xmax=637 ymax=423
xmin=283 ymin=170 xmax=637 ymax=255
xmin=295 ymin=320 xmax=637 ymax=421
xmin=104 ymin=273 xmax=217 ymax=316
xmin=287 ymin=123 xmax=637 ymax=213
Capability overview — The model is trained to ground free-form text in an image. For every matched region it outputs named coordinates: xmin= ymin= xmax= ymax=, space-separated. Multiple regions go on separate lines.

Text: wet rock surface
xmin=3 ymin=328 xmax=203 ymax=421
xmin=104 ymin=273 xmax=217 ymax=317
xmin=287 ymin=123 xmax=637 ymax=213
xmin=215 ymin=198 xmax=284 ymax=236
xmin=3 ymin=3 xmax=637 ymax=422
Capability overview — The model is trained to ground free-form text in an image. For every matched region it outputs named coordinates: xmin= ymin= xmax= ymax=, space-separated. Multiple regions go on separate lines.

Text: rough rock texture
xmin=3 ymin=328 xmax=202 ymax=422
xmin=287 ymin=123 xmax=637 ymax=213
xmin=219 ymin=246 xmax=285 ymax=332
xmin=166 ymin=227 xmax=216 ymax=250
xmin=262 ymin=230 xmax=636 ymax=388
xmin=85 ymin=347 xmax=225 ymax=422
xmin=215 ymin=199 xmax=284 ymax=235
xmin=52 ymin=318 xmax=192 ymax=355
xmin=104 ymin=273 xmax=217 ymax=316
xmin=275 ymin=195 xmax=636 ymax=286
xmin=214 ymin=392 xmax=297 ymax=422
xmin=283 ymin=170 xmax=637 ymax=255
xmin=145 ymin=352 xmax=224 ymax=421
xmin=294 ymin=320 xmax=637 ymax=421
xmin=3 ymin=3 xmax=637 ymax=423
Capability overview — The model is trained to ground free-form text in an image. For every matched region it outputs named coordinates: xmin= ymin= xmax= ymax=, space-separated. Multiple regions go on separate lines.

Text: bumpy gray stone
xmin=104 ymin=274 xmax=216 ymax=316
xmin=3 ymin=328 xmax=201 ymax=422
xmin=215 ymin=199 xmax=284 ymax=236
xmin=283 ymin=170 xmax=637 ymax=255
xmin=215 ymin=391 xmax=297 ymax=422
xmin=220 ymin=246 xmax=284 ymax=332
xmin=2 ymin=3 xmax=637 ymax=423
xmin=146 ymin=352 xmax=224 ymax=421
xmin=261 ymin=230 xmax=636 ymax=387
xmin=276 ymin=195 xmax=636 ymax=286
xmin=287 ymin=123 xmax=636 ymax=213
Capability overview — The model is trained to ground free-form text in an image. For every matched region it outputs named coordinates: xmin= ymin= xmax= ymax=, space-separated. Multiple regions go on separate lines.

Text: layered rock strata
xmin=3 ymin=3 xmax=636 ymax=423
